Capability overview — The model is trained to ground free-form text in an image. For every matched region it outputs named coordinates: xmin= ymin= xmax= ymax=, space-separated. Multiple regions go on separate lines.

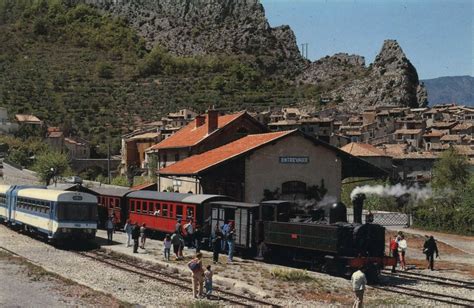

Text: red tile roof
xmin=340 ymin=142 xmax=389 ymax=157
xmin=159 ymin=130 xmax=295 ymax=175
xmin=147 ymin=112 xmax=244 ymax=151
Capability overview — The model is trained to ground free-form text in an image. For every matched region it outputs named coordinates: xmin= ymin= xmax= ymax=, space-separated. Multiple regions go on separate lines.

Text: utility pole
xmin=107 ymin=141 xmax=111 ymax=184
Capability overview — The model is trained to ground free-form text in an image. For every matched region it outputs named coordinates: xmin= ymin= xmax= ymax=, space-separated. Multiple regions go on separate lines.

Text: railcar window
xmin=130 ymin=200 xmax=135 ymax=212
xmin=136 ymin=201 xmax=141 ymax=213
xmin=149 ymin=202 xmax=154 ymax=215
xmin=162 ymin=204 xmax=168 ymax=217
xmin=155 ymin=203 xmax=161 ymax=215
xmin=176 ymin=205 xmax=183 ymax=219
xmin=169 ymin=204 xmax=174 ymax=218
xmin=115 ymin=198 xmax=120 ymax=209
xmin=57 ymin=202 xmax=98 ymax=221
xmin=187 ymin=207 xmax=194 ymax=219
xmin=143 ymin=202 xmax=148 ymax=214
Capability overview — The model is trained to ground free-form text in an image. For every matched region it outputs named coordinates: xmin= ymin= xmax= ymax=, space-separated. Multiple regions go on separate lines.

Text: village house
xmin=64 ymin=136 xmax=90 ymax=159
xmin=146 ymin=110 xmax=267 ymax=190
xmin=341 ymin=142 xmax=393 ymax=174
xmin=394 ymin=128 xmax=424 ymax=148
xmin=0 ymin=107 xmax=18 ymax=134
xmin=157 ymin=130 xmax=386 ymax=202
xmin=45 ymin=127 xmax=64 ymax=152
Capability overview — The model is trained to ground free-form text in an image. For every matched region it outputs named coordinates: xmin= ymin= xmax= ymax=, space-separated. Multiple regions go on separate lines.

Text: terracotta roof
xmin=394 ymin=129 xmax=423 ymax=135
xmin=392 ymin=152 xmax=438 ymax=159
xmin=452 ymin=123 xmax=473 ymax=131
xmin=159 ymin=130 xmax=295 ymax=175
xmin=15 ymin=114 xmax=42 ymax=123
xmin=429 ymin=121 xmax=458 ymax=129
xmin=147 ymin=112 xmax=244 ymax=151
xmin=423 ymin=130 xmax=444 ymax=138
xmin=440 ymin=134 xmax=463 ymax=142
xmin=47 ymin=131 xmax=63 ymax=138
xmin=267 ymin=119 xmax=299 ymax=126
xmin=380 ymin=144 xmax=407 ymax=157
xmin=340 ymin=143 xmax=389 ymax=157
xmin=128 ymin=132 xmax=160 ymax=141
xmin=131 ymin=182 xmax=157 ymax=190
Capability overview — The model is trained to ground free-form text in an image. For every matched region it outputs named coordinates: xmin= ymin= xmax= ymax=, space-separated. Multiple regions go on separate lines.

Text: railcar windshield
xmin=57 ymin=202 xmax=98 ymax=221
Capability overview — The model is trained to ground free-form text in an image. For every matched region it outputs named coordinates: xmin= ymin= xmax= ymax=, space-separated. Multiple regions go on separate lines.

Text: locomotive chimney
xmin=195 ymin=115 xmax=205 ymax=128
xmin=352 ymin=193 xmax=366 ymax=224
xmin=207 ymin=109 xmax=218 ymax=133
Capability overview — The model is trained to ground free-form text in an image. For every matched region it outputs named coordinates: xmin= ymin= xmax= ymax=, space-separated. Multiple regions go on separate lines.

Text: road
xmin=1 ymin=162 xmax=40 ymax=185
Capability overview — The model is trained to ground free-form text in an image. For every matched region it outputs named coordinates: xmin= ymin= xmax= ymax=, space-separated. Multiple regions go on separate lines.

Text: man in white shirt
xmin=184 ymin=219 xmax=194 ymax=248
xmin=351 ymin=267 xmax=367 ymax=308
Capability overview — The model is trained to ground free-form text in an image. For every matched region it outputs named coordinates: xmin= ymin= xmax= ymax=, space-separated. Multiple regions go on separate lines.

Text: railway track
xmin=382 ymin=269 xmax=474 ymax=290
xmin=75 ymin=249 xmax=280 ymax=307
xmin=372 ymin=283 xmax=474 ymax=307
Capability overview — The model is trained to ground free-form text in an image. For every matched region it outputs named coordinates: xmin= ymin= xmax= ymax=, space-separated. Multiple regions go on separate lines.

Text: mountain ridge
xmin=421 ymin=76 xmax=474 ymax=106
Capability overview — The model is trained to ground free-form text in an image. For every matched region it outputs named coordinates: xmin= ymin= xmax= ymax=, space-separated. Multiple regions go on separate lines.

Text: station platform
xmin=94 ymin=229 xmax=269 ymax=297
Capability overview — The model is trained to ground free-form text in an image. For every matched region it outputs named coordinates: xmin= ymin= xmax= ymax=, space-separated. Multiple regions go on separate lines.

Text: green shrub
xmin=270 ymin=268 xmax=313 ymax=282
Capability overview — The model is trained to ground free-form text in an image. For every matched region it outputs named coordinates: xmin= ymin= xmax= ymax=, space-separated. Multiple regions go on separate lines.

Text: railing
xmin=347 ymin=210 xmax=411 ymax=227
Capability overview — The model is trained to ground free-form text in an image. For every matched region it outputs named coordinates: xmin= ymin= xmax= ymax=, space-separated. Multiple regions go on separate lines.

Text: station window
xmin=282 ymin=181 xmax=307 ymax=194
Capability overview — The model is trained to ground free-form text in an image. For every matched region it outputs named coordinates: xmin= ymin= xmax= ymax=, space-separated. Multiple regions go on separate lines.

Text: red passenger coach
xmin=90 ymin=186 xmax=131 ymax=228
xmin=125 ymin=191 xmax=230 ymax=234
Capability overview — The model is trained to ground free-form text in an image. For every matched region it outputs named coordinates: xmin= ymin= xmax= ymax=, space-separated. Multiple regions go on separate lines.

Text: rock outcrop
xmin=299 ymin=40 xmax=428 ymax=110
xmin=81 ymin=0 xmax=305 ymax=72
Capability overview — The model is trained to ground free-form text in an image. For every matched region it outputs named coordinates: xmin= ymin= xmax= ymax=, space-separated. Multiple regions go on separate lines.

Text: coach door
xmin=211 ymin=207 xmax=225 ymax=234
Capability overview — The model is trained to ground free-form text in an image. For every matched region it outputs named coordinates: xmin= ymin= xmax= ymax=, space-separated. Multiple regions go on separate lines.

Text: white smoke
xmin=350 ymin=183 xmax=433 ymax=202
xmin=294 ymin=195 xmax=338 ymax=210
xmin=316 ymin=195 xmax=337 ymax=207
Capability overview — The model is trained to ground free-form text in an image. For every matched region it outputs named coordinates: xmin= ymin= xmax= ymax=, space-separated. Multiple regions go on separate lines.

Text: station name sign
xmin=279 ymin=156 xmax=309 ymax=164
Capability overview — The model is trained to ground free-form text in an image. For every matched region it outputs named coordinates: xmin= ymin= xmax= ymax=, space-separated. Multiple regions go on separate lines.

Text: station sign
xmin=279 ymin=156 xmax=309 ymax=164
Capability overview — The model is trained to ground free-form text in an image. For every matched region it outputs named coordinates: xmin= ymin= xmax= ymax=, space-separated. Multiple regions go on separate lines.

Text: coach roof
xmin=18 ymin=189 xmax=97 ymax=203
xmin=126 ymin=191 xmax=229 ymax=204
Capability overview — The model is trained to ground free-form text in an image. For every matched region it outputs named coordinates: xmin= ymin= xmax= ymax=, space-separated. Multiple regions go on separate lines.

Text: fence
xmin=347 ymin=210 xmax=411 ymax=227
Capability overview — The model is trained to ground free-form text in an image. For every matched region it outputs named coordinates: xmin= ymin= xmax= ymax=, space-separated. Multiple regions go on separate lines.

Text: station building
xmin=158 ymin=130 xmax=386 ymax=203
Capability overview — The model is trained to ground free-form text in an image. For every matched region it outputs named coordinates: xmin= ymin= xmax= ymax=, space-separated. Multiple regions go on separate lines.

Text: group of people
xmin=211 ymin=220 xmax=235 ymax=264
xmin=389 ymin=231 xmax=440 ymax=272
xmin=123 ymin=219 xmax=147 ymax=253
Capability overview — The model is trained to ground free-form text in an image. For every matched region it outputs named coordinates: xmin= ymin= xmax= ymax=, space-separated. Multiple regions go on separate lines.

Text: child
xmin=140 ymin=223 xmax=147 ymax=249
xmin=204 ymin=265 xmax=213 ymax=298
xmin=163 ymin=234 xmax=172 ymax=261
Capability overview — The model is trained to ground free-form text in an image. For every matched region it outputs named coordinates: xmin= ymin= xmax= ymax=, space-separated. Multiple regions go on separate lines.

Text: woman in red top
xmin=390 ymin=235 xmax=399 ymax=273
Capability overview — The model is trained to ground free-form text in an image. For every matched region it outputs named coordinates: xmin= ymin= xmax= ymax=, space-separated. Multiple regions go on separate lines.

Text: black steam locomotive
xmin=209 ymin=194 xmax=394 ymax=281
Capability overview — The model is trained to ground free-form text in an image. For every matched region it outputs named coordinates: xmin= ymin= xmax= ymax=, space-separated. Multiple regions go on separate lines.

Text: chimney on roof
xmin=195 ymin=115 xmax=205 ymax=128
xmin=207 ymin=109 xmax=218 ymax=133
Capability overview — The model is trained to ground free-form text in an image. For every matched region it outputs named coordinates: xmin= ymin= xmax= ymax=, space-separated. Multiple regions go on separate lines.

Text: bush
xmin=270 ymin=268 xmax=313 ymax=282
xmin=96 ymin=62 xmax=114 ymax=79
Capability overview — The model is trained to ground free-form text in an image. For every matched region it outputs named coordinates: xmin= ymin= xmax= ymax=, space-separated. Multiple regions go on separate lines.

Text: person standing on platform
xmin=423 ymin=235 xmax=439 ymax=270
xmin=123 ymin=219 xmax=132 ymax=247
xmin=204 ymin=265 xmax=213 ymax=298
xmin=351 ymin=267 xmax=367 ymax=308
xmin=132 ymin=223 xmax=140 ymax=253
xmin=184 ymin=219 xmax=194 ymax=248
xmin=398 ymin=234 xmax=408 ymax=271
xmin=187 ymin=252 xmax=204 ymax=299
xmin=212 ymin=224 xmax=223 ymax=264
xmin=227 ymin=221 xmax=235 ymax=263
xmin=140 ymin=223 xmax=147 ymax=249
xmin=163 ymin=234 xmax=172 ymax=261
xmin=389 ymin=235 xmax=399 ymax=272
xmin=106 ymin=215 xmax=114 ymax=244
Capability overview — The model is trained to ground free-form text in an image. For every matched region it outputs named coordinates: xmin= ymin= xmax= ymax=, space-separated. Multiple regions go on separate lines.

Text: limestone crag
xmin=300 ymin=40 xmax=428 ymax=110
xmin=82 ymin=0 xmax=304 ymax=71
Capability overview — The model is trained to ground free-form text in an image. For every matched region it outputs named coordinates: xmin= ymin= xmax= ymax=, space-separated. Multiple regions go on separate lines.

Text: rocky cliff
xmin=81 ymin=0 xmax=305 ymax=72
xmin=299 ymin=40 xmax=428 ymax=110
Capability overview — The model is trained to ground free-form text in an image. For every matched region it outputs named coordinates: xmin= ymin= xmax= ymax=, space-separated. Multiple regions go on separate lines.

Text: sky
xmin=260 ymin=0 xmax=473 ymax=79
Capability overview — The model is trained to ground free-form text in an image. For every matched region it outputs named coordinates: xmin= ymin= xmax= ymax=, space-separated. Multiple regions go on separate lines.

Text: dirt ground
xmin=0 ymin=250 xmax=129 ymax=308
xmin=386 ymin=230 xmax=474 ymax=276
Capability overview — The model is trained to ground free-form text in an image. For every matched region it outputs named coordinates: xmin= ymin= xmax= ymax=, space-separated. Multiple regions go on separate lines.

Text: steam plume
xmin=350 ymin=183 xmax=432 ymax=202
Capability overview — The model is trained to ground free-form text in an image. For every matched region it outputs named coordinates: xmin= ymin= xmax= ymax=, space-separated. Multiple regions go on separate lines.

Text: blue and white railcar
xmin=10 ymin=188 xmax=98 ymax=240
xmin=0 ymin=184 xmax=11 ymax=220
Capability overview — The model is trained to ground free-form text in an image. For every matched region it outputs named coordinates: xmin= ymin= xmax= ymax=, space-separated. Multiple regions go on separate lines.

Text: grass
xmin=270 ymin=267 xmax=314 ymax=282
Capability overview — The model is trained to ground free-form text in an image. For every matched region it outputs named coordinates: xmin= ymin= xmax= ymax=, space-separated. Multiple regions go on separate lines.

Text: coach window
xmin=143 ymin=201 xmax=148 ymax=214
xmin=115 ymin=198 xmax=120 ymax=209
xmin=169 ymin=204 xmax=174 ymax=218
xmin=176 ymin=205 xmax=183 ymax=219
xmin=136 ymin=201 xmax=141 ymax=213
xmin=130 ymin=200 xmax=135 ymax=212
xmin=162 ymin=204 xmax=168 ymax=217
xmin=155 ymin=203 xmax=161 ymax=215
xmin=149 ymin=202 xmax=154 ymax=215
xmin=187 ymin=207 xmax=194 ymax=220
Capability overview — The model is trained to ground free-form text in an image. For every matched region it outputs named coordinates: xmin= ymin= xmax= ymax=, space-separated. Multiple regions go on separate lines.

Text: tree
xmin=431 ymin=147 xmax=470 ymax=192
xmin=32 ymin=151 xmax=71 ymax=185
